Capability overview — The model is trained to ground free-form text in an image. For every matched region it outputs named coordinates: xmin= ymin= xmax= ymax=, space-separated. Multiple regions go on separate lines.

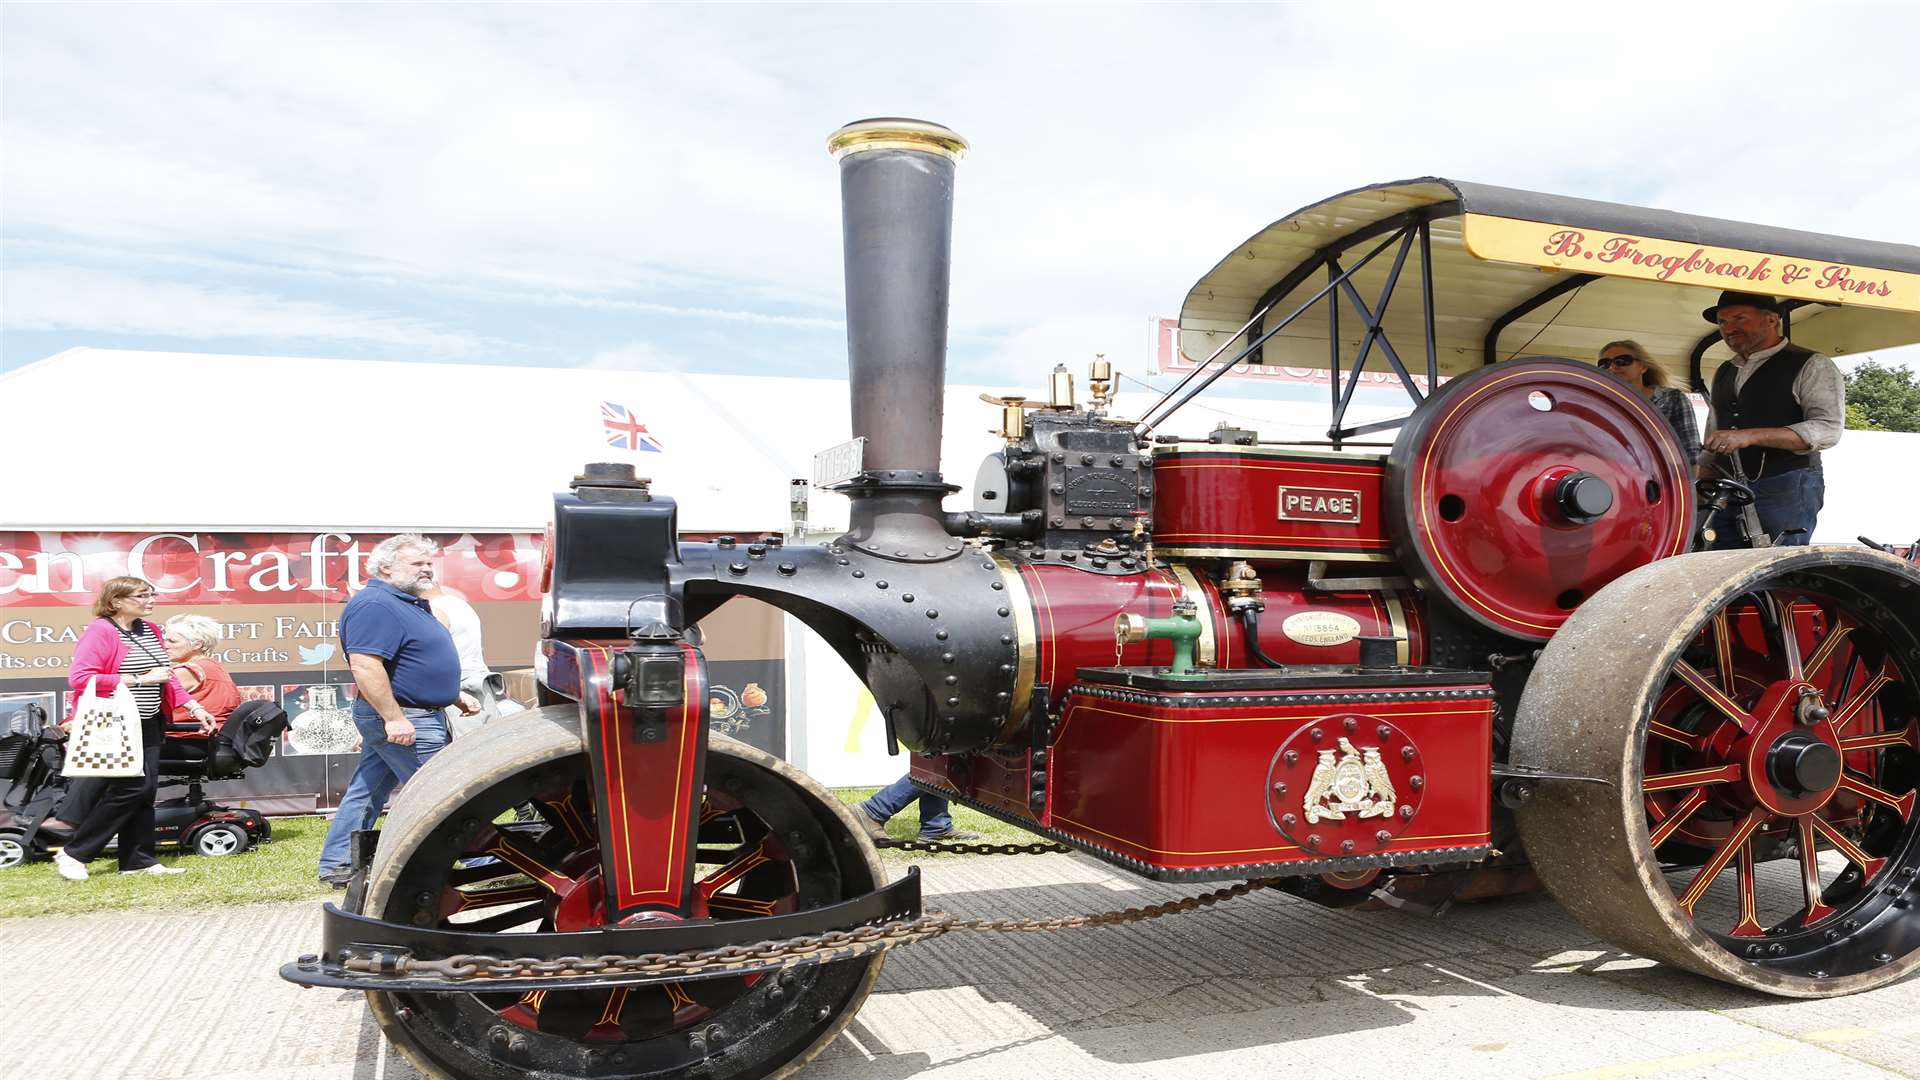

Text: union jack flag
xmin=601 ymin=402 xmax=664 ymax=452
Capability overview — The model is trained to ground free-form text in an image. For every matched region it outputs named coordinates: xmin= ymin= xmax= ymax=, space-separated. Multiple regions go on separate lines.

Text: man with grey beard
xmin=317 ymin=534 xmax=476 ymax=887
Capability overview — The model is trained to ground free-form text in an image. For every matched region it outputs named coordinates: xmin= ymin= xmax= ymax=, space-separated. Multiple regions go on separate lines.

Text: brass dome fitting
xmin=827 ymin=118 xmax=969 ymax=160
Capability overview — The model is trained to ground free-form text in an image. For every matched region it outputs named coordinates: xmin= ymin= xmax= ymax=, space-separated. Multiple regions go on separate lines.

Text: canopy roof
xmin=1177 ymin=178 xmax=1920 ymax=391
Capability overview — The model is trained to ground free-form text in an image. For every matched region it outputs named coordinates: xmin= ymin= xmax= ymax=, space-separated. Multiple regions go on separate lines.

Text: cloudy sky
xmin=4 ymin=2 xmax=1918 ymax=387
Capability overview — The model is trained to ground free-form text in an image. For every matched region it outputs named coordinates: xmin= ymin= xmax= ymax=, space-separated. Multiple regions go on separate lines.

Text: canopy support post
xmin=1327 ymin=262 xmax=1342 ymax=449
xmin=1420 ymin=219 xmax=1438 ymax=389
xmin=1482 ymin=273 xmax=1599 ymax=367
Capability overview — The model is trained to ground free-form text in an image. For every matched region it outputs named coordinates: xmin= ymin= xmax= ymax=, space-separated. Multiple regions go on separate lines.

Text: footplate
xmin=282 ymin=869 xmax=923 ymax=993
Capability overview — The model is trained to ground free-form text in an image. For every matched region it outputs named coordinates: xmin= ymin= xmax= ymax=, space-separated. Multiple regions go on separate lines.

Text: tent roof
xmin=3 ymin=347 xmax=1400 ymax=532
xmin=1177 ymin=178 xmax=1920 ymax=391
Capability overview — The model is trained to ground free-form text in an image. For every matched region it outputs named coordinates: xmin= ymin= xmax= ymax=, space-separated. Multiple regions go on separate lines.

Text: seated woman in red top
xmin=159 ymin=615 xmax=240 ymax=768
xmin=165 ymin=614 xmax=240 ymax=731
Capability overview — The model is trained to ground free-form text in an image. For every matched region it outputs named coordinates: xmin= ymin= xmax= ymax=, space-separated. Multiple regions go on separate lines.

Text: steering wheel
xmin=1696 ymin=475 xmax=1754 ymax=509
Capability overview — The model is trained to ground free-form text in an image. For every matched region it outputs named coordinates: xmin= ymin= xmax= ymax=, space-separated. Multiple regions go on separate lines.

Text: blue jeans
xmin=859 ymin=774 xmax=955 ymax=838
xmin=318 ymin=706 xmax=448 ymax=872
xmin=1707 ymin=465 xmax=1825 ymax=549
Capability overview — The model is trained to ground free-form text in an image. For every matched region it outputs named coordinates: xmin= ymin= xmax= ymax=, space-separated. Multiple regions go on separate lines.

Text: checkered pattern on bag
xmin=66 ymin=709 xmax=139 ymax=774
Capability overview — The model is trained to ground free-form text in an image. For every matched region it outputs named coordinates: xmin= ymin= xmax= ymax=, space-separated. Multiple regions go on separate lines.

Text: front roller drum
xmin=1514 ymin=547 xmax=1920 ymax=996
xmin=361 ymin=706 xmax=887 ymax=1079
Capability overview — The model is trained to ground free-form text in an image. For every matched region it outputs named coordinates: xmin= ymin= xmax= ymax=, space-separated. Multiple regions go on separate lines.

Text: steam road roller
xmin=284 ymin=118 xmax=1920 ymax=1078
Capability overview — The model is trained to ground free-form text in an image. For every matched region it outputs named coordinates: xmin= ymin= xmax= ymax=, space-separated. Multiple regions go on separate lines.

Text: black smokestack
xmin=827 ymin=118 xmax=969 ymax=562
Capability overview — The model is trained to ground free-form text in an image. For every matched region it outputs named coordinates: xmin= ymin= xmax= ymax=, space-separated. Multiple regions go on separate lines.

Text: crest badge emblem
xmin=1303 ymin=737 xmax=1396 ymax=822
xmin=1266 ymin=715 xmax=1424 ymax=852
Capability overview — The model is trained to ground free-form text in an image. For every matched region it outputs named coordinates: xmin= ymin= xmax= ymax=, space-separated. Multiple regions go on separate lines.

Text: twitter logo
xmin=298 ymin=643 xmax=336 ymax=666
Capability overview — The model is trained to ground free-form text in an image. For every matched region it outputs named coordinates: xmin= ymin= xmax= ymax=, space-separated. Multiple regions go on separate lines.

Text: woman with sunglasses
xmin=1598 ymin=340 xmax=1702 ymax=463
xmin=50 ymin=576 xmax=215 ymax=881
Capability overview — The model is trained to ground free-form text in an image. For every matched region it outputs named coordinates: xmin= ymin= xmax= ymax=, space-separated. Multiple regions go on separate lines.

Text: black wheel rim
xmin=373 ymin=746 xmax=878 ymax=1080
xmin=1640 ymin=568 xmax=1920 ymax=981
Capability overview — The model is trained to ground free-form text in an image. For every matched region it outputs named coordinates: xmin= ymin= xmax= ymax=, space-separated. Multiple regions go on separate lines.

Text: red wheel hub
xmin=1388 ymin=360 xmax=1693 ymax=640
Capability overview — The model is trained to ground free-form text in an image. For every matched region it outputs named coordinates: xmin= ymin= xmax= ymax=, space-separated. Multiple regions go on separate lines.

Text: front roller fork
xmin=546 ymin=634 xmax=711 ymax=920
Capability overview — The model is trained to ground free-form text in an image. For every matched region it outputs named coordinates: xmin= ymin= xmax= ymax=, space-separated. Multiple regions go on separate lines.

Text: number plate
xmin=812 ymin=437 xmax=867 ymax=487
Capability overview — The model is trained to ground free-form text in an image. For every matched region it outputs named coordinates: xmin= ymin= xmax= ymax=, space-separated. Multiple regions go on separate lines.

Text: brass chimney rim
xmin=828 ymin=117 xmax=968 ymax=160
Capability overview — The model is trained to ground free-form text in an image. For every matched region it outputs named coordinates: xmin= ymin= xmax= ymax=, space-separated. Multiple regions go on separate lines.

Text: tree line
xmin=1843 ymin=361 xmax=1920 ymax=432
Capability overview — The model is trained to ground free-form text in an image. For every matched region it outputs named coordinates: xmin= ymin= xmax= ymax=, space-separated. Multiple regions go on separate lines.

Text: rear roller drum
xmin=1514 ymin=548 xmax=1920 ymax=996
xmin=362 ymin=706 xmax=886 ymax=1078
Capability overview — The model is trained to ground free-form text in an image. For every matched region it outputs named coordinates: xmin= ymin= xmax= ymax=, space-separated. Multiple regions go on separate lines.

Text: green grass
xmin=833 ymin=786 xmax=1042 ymax=856
xmin=0 ymin=788 xmax=1040 ymax=919
xmin=0 ymin=814 xmax=338 ymax=919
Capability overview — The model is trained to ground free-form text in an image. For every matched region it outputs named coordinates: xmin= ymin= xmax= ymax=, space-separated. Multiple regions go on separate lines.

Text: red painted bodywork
xmin=1205 ymin=564 xmax=1427 ymax=669
xmin=1152 ymin=448 xmax=1394 ymax=561
xmin=1018 ymin=563 xmax=1182 ymax=706
xmin=1048 ymin=682 xmax=1491 ymax=872
xmin=918 ymin=677 xmax=1493 ymax=875
xmin=1017 ymin=562 xmax=1425 ymax=707
xmin=541 ymin=637 xmax=707 ymax=917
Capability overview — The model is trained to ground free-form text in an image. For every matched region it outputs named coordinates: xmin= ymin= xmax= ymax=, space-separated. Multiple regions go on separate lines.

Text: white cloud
xmin=2 ymin=3 xmax=1916 ymax=365
xmin=0 ymin=266 xmax=489 ymax=355
xmin=583 ymin=341 xmax=692 ymax=372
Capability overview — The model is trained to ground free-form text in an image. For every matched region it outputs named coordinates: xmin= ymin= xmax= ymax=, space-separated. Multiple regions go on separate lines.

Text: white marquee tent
xmin=5 ymin=347 xmax=1915 ymax=784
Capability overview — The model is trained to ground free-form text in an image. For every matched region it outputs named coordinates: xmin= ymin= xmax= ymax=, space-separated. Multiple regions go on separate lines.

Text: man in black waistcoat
xmin=1699 ymin=290 xmax=1846 ymax=548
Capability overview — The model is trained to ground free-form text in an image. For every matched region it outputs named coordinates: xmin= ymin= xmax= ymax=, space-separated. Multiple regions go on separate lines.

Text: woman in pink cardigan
xmin=51 ymin=576 xmax=216 ymax=881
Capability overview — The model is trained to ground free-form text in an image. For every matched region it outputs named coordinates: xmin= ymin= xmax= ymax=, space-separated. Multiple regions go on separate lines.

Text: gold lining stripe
xmin=991 ymin=553 xmax=1039 ymax=738
xmin=1155 ymin=545 xmax=1393 ymax=563
xmin=1155 ymin=444 xmax=1390 ymax=464
xmin=1156 ymin=530 xmax=1388 ymax=544
xmin=1167 ymin=563 xmax=1218 ymax=668
xmin=1069 ymin=702 xmax=1484 ymax=726
xmin=1051 ymin=811 xmax=1487 ymax=857
xmin=1156 ymin=461 xmax=1385 ymax=476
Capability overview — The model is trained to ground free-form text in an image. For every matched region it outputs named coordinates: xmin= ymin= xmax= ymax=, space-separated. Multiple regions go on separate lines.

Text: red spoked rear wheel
xmin=1515 ymin=548 xmax=1920 ymax=995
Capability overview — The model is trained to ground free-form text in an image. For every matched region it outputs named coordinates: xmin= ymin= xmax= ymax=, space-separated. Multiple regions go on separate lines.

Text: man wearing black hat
xmin=1698 ymin=290 xmax=1846 ymax=548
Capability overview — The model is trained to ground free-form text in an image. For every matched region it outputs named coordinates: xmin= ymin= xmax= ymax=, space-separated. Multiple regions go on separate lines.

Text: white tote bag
xmin=63 ymin=676 xmax=145 ymax=778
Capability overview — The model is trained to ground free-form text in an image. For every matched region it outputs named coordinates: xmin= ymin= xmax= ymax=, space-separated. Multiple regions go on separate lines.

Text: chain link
xmin=349 ymin=877 xmax=1276 ymax=984
xmin=874 ymin=837 xmax=1071 ymax=855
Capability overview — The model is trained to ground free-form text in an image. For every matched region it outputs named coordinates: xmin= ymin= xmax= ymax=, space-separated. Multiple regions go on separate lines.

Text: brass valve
xmin=1113 ymin=599 xmax=1203 ymax=678
xmin=1219 ymin=560 xmax=1264 ymax=613
xmin=1088 ymin=355 xmax=1115 ymax=413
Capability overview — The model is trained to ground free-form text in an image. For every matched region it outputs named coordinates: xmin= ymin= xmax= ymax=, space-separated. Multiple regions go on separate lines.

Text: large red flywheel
xmin=1387 ymin=358 xmax=1694 ymax=641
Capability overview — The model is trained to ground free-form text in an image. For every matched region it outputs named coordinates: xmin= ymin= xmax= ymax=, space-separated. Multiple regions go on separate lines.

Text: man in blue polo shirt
xmin=317 ymin=534 xmax=477 ymax=887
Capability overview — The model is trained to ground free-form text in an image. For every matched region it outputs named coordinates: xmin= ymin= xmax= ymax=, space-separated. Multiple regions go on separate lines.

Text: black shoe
xmin=917 ymin=829 xmax=981 ymax=842
xmin=36 ymin=820 xmax=74 ymax=843
xmin=318 ymin=868 xmax=354 ymax=889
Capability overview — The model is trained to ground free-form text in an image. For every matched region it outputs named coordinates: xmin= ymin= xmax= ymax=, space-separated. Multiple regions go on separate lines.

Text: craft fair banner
xmin=0 ymin=531 xmax=787 ymax=814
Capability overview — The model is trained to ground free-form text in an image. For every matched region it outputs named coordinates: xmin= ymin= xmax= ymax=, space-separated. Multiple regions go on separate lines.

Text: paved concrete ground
xmin=8 ymin=851 xmax=1920 ymax=1080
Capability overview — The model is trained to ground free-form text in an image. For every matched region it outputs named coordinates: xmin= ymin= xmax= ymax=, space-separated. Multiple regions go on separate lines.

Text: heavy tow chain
xmin=874 ymin=837 xmax=1071 ymax=855
xmin=355 ymin=877 xmax=1277 ymax=984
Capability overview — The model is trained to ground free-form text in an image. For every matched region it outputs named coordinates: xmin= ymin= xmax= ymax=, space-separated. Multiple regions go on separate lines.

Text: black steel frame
xmin=1137 ymin=205 xmax=1453 ymax=448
